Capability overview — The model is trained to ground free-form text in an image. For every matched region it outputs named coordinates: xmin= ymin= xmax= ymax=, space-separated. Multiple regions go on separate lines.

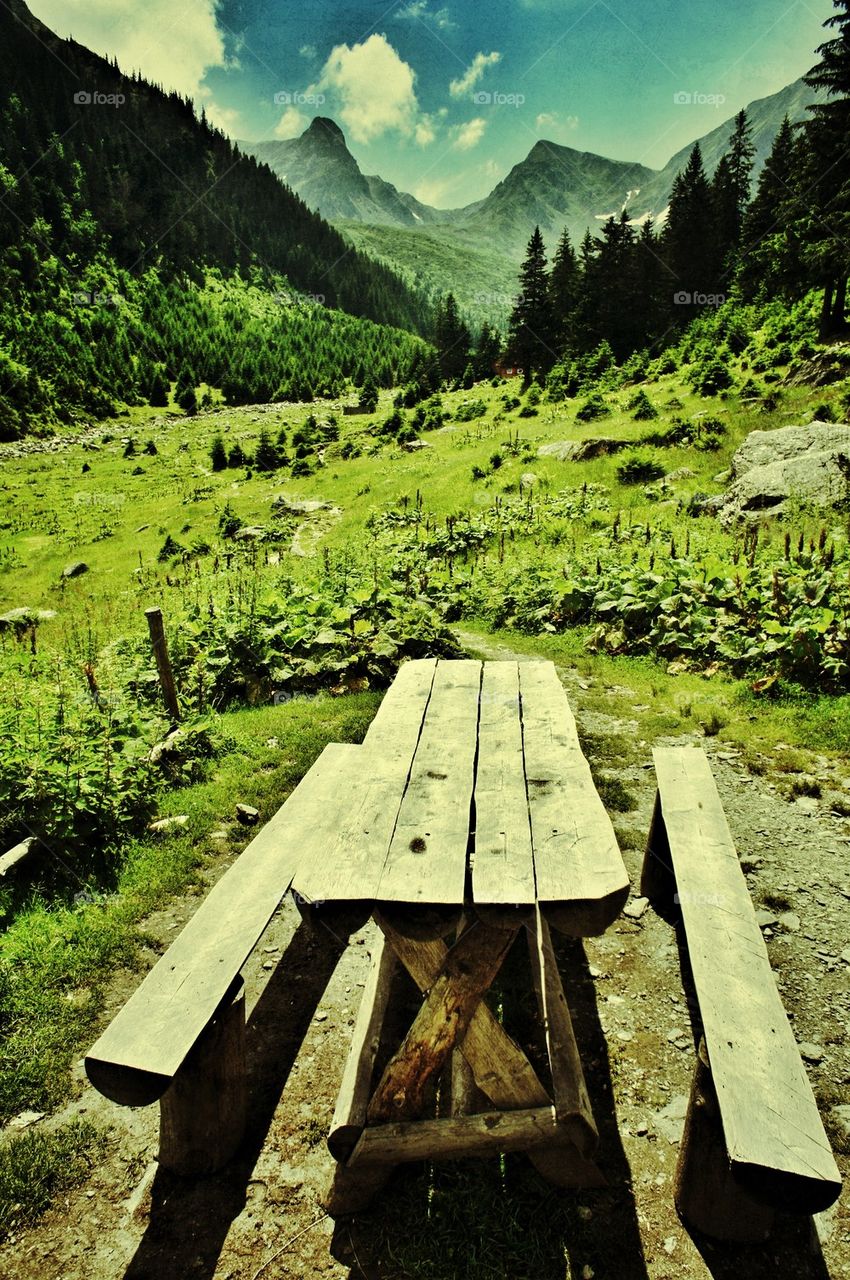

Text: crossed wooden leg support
xmin=324 ymin=908 xmax=605 ymax=1215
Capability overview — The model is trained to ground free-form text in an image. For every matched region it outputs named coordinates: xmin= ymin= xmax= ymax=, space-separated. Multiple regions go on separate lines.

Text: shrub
xmin=616 ymin=454 xmax=666 ymax=485
xmin=628 ymin=389 xmax=658 ymax=420
xmin=576 ymin=393 xmax=611 ymax=422
xmin=210 ymin=435 xmax=227 ymax=471
xmin=455 ymin=399 xmax=488 ymax=422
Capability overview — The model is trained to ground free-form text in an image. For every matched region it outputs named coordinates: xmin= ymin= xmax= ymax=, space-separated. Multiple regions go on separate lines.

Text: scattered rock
xmin=235 ymin=803 xmax=260 ymax=826
xmin=272 ymin=495 xmax=333 ymax=516
xmin=841 ymin=946 xmax=850 ymax=965
xmin=831 ymin=1104 xmax=850 ymax=1145
xmin=520 ymin=472 xmax=539 ymax=487
xmin=7 ymin=1110 xmax=45 ymax=1130
xmin=62 ymin=561 xmax=89 ymax=578
xmin=799 ymin=1041 xmax=825 ymax=1064
xmin=717 ymin=422 xmax=850 ymax=523
xmin=756 ymin=909 xmax=779 ymax=929
xmin=653 ymin=1095 xmax=689 ymax=1144
xmin=623 ymin=897 xmax=649 ymax=921
xmin=147 ymin=815 xmax=189 ymax=834
xmin=778 ymin=911 xmax=801 ymax=933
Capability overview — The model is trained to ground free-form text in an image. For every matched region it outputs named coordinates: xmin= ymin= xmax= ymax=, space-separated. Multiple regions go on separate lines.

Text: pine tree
xmin=661 ymin=143 xmax=721 ymax=315
xmin=802 ymin=0 xmax=850 ymax=335
xmin=739 ymin=117 xmax=806 ymax=298
xmin=548 ymin=228 xmax=579 ymax=355
xmin=359 ymin=376 xmax=379 ymax=413
xmin=434 ymin=293 xmax=471 ymax=384
xmin=508 ymin=226 xmax=554 ymax=377
xmin=473 ymin=323 xmax=502 ymax=379
xmin=210 ymin=435 xmax=227 ymax=471
xmin=254 ymin=428 xmax=281 ymax=471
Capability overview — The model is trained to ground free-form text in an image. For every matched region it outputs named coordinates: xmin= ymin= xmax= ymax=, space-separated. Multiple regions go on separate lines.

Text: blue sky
xmin=29 ymin=0 xmax=828 ymax=207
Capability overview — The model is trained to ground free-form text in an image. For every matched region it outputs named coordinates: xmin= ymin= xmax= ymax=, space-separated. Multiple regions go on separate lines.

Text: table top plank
xmin=654 ymin=747 xmax=841 ymax=1204
xmin=376 ymin=659 xmax=481 ymax=905
xmin=292 ymin=659 xmax=438 ymax=903
xmin=520 ymin=663 xmax=628 ymax=923
xmin=472 ymin=662 xmax=536 ymax=907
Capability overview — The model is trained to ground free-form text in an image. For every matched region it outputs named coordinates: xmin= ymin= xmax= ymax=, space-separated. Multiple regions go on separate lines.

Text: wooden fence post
xmin=145 ymin=606 xmax=181 ymax=724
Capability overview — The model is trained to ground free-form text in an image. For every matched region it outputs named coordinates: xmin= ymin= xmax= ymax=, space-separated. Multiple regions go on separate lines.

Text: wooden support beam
xmin=158 ymin=977 xmax=246 ymax=1176
xmin=350 ymin=1106 xmax=564 ymax=1166
xmin=640 ymin=791 xmax=676 ymax=905
xmin=675 ymin=1039 xmax=775 ymax=1242
xmin=367 ymin=920 xmax=518 ymax=1123
xmin=526 ymin=908 xmax=598 ymax=1160
xmin=328 ymin=934 xmax=397 ymax=1161
xmin=375 ymin=913 xmax=551 ymax=1110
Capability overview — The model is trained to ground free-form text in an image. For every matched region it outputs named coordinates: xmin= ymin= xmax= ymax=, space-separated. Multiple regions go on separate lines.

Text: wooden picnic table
xmin=291 ymin=658 xmax=630 ymax=1212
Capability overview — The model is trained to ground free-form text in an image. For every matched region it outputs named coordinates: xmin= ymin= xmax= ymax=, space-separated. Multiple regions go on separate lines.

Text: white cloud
xmin=397 ymin=1 xmax=456 ymax=27
xmin=452 ymin=116 xmax=487 ymax=150
xmin=28 ymin=0 xmax=227 ymax=100
xmin=274 ymin=106 xmax=310 ymax=139
xmin=299 ymin=44 xmax=317 ymax=59
xmin=449 ymin=51 xmax=501 ymax=99
xmin=311 ymin=34 xmax=430 ymax=144
xmin=535 ymin=110 xmax=580 ymax=134
xmin=415 ymin=115 xmax=437 ymax=146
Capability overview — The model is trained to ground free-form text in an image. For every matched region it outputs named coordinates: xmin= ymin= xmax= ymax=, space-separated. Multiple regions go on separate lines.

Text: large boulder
xmin=717 ymin=421 xmax=850 ymax=523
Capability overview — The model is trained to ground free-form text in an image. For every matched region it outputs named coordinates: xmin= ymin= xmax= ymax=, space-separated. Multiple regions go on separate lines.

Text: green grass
xmin=0 ymin=1120 xmax=106 ymax=1242
xmin=0 ymin=693 xmax=379 ymax=1124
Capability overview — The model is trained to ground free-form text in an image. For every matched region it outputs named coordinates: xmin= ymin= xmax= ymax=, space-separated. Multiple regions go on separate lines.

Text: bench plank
xmin=86 ymin=742 xmax=362 ymax=1106
xmin=293 ymin=659 xmax=437 ymax=905
xmin=520 ymin=663 xmax=629 ymax=934
xmin=376 ymin=659 xmax=481 ymax=907
xmin=653 ymin=747 xmax=842 ymax=1210
xmin=472 ymin=662 xmax=536 ymax=908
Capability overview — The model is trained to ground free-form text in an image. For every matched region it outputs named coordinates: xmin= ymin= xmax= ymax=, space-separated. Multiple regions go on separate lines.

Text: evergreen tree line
xmin=0 ymin=0 xmax=434 ymax=433
xmin=499 ymin=0 xmax=850 ymax=378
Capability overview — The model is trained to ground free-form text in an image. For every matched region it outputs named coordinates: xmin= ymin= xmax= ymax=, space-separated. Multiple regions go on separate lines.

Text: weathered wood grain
xmin=367 ymin=919 xmax=517 ymax=1122
xmin=526 ymin=908 xmax=598 ymax=1159
xmin=520 ymin=663 xmax=629 ymax=935
xmin=350 ymin=1106 xmax=564 ymax=1165
xmin=472 ymin=662 xmax=536 ymax=910
xmin=293 ymin=659 xmax=437 ymax=905
xmin=376 ymin=659 xmax=481 ymax=908
xmin=654 ymin=746 xmax=842 ymax=1214
xmin=375 ymin=914 xmax=551 ymax=1110
xmin=327 ymin=934 xmax=397 ymax=1161
xmin=86 ymin=743 xmax=362 ymax=1105
xmin=158 ymin=978 xmax=246 ymax=1176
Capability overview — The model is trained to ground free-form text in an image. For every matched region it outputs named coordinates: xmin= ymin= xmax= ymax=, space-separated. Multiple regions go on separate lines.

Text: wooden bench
xmin=85 ymin=741 xmax=363 ymax=1175
xmin=641 ymin=747 xmax=842 ymax=1242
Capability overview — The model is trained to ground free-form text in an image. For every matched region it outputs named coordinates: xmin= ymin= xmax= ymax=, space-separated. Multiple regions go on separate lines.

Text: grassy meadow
xmin=2 ymin=332 xmax=850 ymax=1233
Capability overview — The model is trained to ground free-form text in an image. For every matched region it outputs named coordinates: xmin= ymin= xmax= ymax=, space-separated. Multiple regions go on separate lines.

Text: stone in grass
xmin=799 ymin=1042 xmax=825 ymax=1064
xmin=148 ymin=815 xmax=189 ymax=834
xmin=778 ymin=911 xmax=801 ymax=933
xmin=236 ymin=803 xmax=260 ymax=826
xmin=831 ymin=1105 xmax=850 ymax=1145
xmin=623 ymin=897 xmax=649 ymax=921
xmin=841 ymin=947 xmax=850 ymax=965
xmin=62 ymin=561 xmax=89 ymax=578
xmin=756 ymin=909 xmax=779 ymax=929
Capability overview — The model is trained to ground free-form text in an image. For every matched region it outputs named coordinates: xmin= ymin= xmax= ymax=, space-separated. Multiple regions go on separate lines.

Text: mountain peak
xmin=304 ymin=117 xmax=346 ymax=146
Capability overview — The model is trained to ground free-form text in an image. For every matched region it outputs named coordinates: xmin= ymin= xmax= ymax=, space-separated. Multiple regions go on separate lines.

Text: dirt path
xmin=2 ymin=638 xmax=848 ymax=1280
